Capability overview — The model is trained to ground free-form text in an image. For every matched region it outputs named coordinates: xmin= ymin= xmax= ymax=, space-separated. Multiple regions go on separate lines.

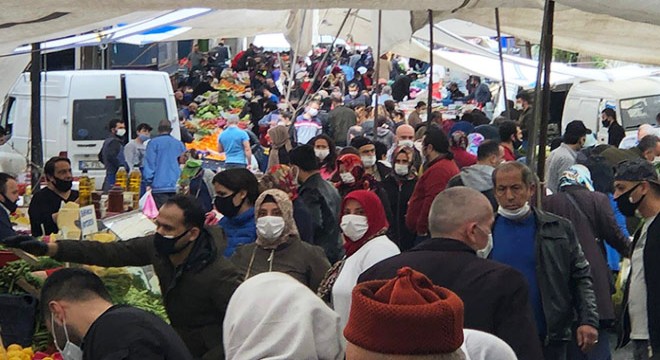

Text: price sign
xmin=79 ymin=205 xmax=98 ymax=236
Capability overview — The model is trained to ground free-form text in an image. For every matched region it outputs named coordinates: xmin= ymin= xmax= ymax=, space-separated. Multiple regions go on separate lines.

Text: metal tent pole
xmin=427 ymin=9 xmax=434 ymax=121
xmin=373 ymin=10 xmax=382 ymax=138
xmin=30 ymin=43 xmax=43 ymax=188
xmin=495 ymin=8 xmax=510 ymax=117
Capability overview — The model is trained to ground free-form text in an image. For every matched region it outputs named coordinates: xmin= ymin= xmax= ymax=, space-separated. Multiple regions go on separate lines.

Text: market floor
xmin=611 ymin=332 xmax=633 ymax=360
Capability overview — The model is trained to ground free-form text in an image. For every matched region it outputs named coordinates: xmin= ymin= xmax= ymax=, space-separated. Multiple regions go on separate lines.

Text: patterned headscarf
xmin=390 ymin=146 xmax=417 ymax=179
xmin=260 ymin=164 xmax=299 ymax=201
xmin=254 ymin=189 xmax=299 ymax=249
xmin=267 ymin=125 xmax=293 ymax=170
xmin=467 ymin=133 xmax=485 ymax=156
xmin=559 ymin=164 xmax=595 ymax=192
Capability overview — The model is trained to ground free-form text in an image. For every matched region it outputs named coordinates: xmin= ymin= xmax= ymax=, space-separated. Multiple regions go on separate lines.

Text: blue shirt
xmin=492 ymin=213 xmax=547 ymax=338
xmin=142 ymin=134 xmax=186 ymax=193
xmin=219 ymin=126 xmax=249 ymax=165
xmin=341 ymin=65 xmax=355 ymax=82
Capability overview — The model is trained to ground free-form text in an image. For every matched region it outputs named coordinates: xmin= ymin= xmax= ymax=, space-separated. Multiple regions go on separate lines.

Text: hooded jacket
xmin=223 ymin=272 xmax=344 ymax=360
xmin=219 ymin=207 xmax=256 ymax=258
xmin=230 ymin=189 xmax=331 ymax=290
xmin=447 ymin=164 xmax=497 ymax=211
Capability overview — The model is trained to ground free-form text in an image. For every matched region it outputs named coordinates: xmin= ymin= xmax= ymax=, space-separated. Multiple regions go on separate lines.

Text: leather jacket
xmin=531 ymin=208 xmax=600 ymax=343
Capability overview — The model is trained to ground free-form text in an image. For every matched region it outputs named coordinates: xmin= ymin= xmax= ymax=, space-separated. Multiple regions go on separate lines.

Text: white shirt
xmin=332 ymin=235 xmax=400 ymax=333
xmin=629 ymin=215 xmax=656 ymax=340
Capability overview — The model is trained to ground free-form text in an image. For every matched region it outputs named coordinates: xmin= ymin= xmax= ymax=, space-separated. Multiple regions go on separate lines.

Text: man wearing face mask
xmin=546 ymin=120 xmax=589 ymax=193
xmin=386 ymin=124 xmax=423 ymax=171
xmin=344 ymin=83 xmax=368 ymax=108
xmin=405 ymin=127 xmax=459 ymax=244
xmin=29 ymin=157 xmax=79 ymax=237
xmin=359 ymin=187 xmax=544 ymax=360
xmin=100 ymin=119 xmax=129 ymax=192
xmin=4 ymin=195 xmax=242 ymax=360
xmin=0 ymin=173 xmax=19 ymax=240
xmin=613 ymin=159 xmax=660 ymax=359
xmin=491 ymin=162 xmax=599 ymax=360
xmin=123 ymin=123 xmax=152 ymax=172
xmin=515 ymin=92 xmax=533 ymax=139
xmin=294 ymin=100 xmax=323 ymax=145
xmin=350 ymin=136 xmax=391 ymax=182
xmin=601 ymin=108 xmax=625 ymax=147
xmin=499 ymin=120 xmax=522 ymax=162
xmin=40 ymin=268 xmax=193 ymax=360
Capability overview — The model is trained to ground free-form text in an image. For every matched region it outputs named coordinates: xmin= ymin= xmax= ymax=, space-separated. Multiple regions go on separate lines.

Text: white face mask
xmin=497 ymin=202 xmax=531 ymax=221
xmin=341 ymin=214 xmax=369 ymax=241
xmin=308 ymin=108 xmax=319 ymax=117
xmin=116 ymin=128 xmax=126 ymax=137
xmin=340 ymin=172 xmax=356 ymax=184
xmin=399 ymin=140 xmax=414 ymax=148
xmin=514 ymin=102 xmax=523 ymax=110
xmin=51 ymin=315 xmax=83 ymax=360
xmin=419 ymin=113 xmax=428 ymax=122
xmin=349 ymin=91 xmax=359 ymax=97
xmin=244 ymin=92 xmax=252 ymax=99
xmin=394 ymin=163 xmax=409 ymax=176
xmin=256 ymin=216 xmax=286 ymax=240
xmin=315 ymin=148 xmax=330 ymax=161
xmin=361 ymin=155 xmax=377 ymax=167
xmin=477 ymin=233 xmax=493 ymax=259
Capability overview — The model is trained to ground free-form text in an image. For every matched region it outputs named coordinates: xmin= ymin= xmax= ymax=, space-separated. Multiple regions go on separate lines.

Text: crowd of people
xmin=1 ymin=41 xmax=660 ymax=360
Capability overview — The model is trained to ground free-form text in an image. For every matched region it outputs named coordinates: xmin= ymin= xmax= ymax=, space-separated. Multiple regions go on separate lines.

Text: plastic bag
xmin=139 ymin=190 xmax=159 ymax=219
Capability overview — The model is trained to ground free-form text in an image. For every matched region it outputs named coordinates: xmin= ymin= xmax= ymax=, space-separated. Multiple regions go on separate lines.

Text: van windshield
xmin=130 ymin=99 xmax=167 ymax=137
xmin=619 ymin=95 xmax=660 ymax=130
xmin=72 ymin=99 xmax=122 ymax=140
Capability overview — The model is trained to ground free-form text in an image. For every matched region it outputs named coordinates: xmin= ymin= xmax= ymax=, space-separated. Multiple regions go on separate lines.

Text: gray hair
xmin=492 ymin=162 xmax=537 ymax=188
xmin=382 ymin=86 xmax=392 ymax=95
xmin=428 ymin=187 xmax=492 ymax=237
xmin=227 ymin=115 xmax=240 ymax=125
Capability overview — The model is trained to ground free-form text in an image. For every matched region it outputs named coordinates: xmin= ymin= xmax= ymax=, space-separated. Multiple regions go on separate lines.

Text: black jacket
xmin=619 ymin=215 xmax=660 ymax=353
xmin=82 ymin=305 xmax=193 ymax=360
xmin=381 ymin=174 xmax=417 ymax=251
xmin=54 ymin=227 xmax=241 ymax=360
xmin=608 ymin=121 xmax=626 ymax=147
xmin=298 ymin=173 xmax=343 ymax=263
xmin=506 ymin=208 xmax=600 ymax=343
xmin=359 ymin=238 xmax=544 ymax=360
xmin=0 ymin=206 xmax=15 ymax=241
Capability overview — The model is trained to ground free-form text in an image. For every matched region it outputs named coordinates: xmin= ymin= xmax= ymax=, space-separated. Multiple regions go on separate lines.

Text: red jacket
xmin=405 ymin=157 xmax=460 ymax=235
xmin=503 ymin=145 xmax=517 ymax=162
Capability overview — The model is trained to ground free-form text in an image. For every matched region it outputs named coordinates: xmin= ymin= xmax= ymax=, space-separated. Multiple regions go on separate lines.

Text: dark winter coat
xmin=382 ymin=174 xmax=417 ymax=251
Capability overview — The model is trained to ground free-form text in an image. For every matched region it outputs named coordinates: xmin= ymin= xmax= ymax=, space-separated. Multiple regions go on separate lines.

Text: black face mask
xmin=513 ymin=139 xmax=523 ymax=150
xmin=214 ymin=193 xmax=245 ymax=218
xmin=616 ymin=184 xmax=644 ymax=217
xmin=0 ymin=193 xmax=18 ymax=213
xmin=601 ymin=120 xmax=610 ymax=128
xmin=153 ymin=228 xmax=192 ymax=256
xmin=52 ymin=177 xmax=73 ymax=192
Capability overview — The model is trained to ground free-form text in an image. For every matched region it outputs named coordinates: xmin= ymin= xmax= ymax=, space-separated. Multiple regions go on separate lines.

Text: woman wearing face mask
xmin=259 ymin=165 xmax=314 ymax=244
xmin=230 ymin=189 xmax=331 ymax=291
xmin=382 ymin=146 xmax=418 ymax=251
xmin=309 ymin=134 xmax=338 ymax=180
xmin=317 ymin=190 xmax=400 ymax=332
xmin=333 ymin=153 xmax=394 ymax=228
xmin=211 ymin=169 xmax=259 ymax=258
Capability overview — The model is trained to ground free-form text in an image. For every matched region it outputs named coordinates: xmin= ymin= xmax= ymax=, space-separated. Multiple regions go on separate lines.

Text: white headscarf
xmin=223 ymin=272 xmax=345 ymax=360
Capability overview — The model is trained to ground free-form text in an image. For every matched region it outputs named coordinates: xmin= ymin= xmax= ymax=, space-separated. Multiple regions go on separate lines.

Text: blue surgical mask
xmin=51 ymin=315 xmax=83 ymax=360
xmin=138 ymin=134 xmax=150 ymax=142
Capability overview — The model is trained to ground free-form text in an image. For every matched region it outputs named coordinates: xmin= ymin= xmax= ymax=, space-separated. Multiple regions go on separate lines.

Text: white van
xmin=561 ymin=77 xmax=660 ymax=143
xmin=0 ymin=70 xmax=180 ymax=186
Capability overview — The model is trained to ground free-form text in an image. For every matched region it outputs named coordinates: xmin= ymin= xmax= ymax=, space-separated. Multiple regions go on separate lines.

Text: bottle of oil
xmin=115 ymin=166 xmax=128 ymax=190
xmin=128 ymin=166 xmax=142 ymax=209
xmin=79 ymin=170 xmax=92 ymax=206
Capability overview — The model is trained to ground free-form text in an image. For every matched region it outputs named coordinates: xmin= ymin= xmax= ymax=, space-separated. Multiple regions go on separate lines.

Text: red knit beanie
xmin=344 ymin=267 xmax=464 ymax=355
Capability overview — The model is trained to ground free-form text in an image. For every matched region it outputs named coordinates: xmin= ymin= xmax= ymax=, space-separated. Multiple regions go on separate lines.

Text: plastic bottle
xmin=128 ymin=166 xmax=142 ymax=210
xmin=78 ymin=170 xmax=92 ymax=206
xmin=128 ymin=166 xmax=141 ymax=194
xmin=115 ymin=166 xmax=128 ymax=190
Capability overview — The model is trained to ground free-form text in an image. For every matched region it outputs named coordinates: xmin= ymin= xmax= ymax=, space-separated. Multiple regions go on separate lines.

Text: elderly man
xmin=387 ymin=124 xmax=422 ymax=170
xmin=491 ymin=161 xmax=599 ymax=360
xmin=360 ymin=187 xmax=543 ymax=359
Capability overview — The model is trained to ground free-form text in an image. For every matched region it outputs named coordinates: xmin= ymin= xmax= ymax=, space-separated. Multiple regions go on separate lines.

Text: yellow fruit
xmin=6 ymin=345 xmax=21 ymax=352
xmin=43 ymin=358 xmax=54 ymax=360
xmin=5 ymin=351 xmax=21 ymax=357
xmin=21 ymin=348 xmax=33 ymax=357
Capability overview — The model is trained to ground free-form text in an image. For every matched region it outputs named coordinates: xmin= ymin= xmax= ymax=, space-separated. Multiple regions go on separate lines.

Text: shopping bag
xmin=139 ymin=190 xmax=159 ymax=219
